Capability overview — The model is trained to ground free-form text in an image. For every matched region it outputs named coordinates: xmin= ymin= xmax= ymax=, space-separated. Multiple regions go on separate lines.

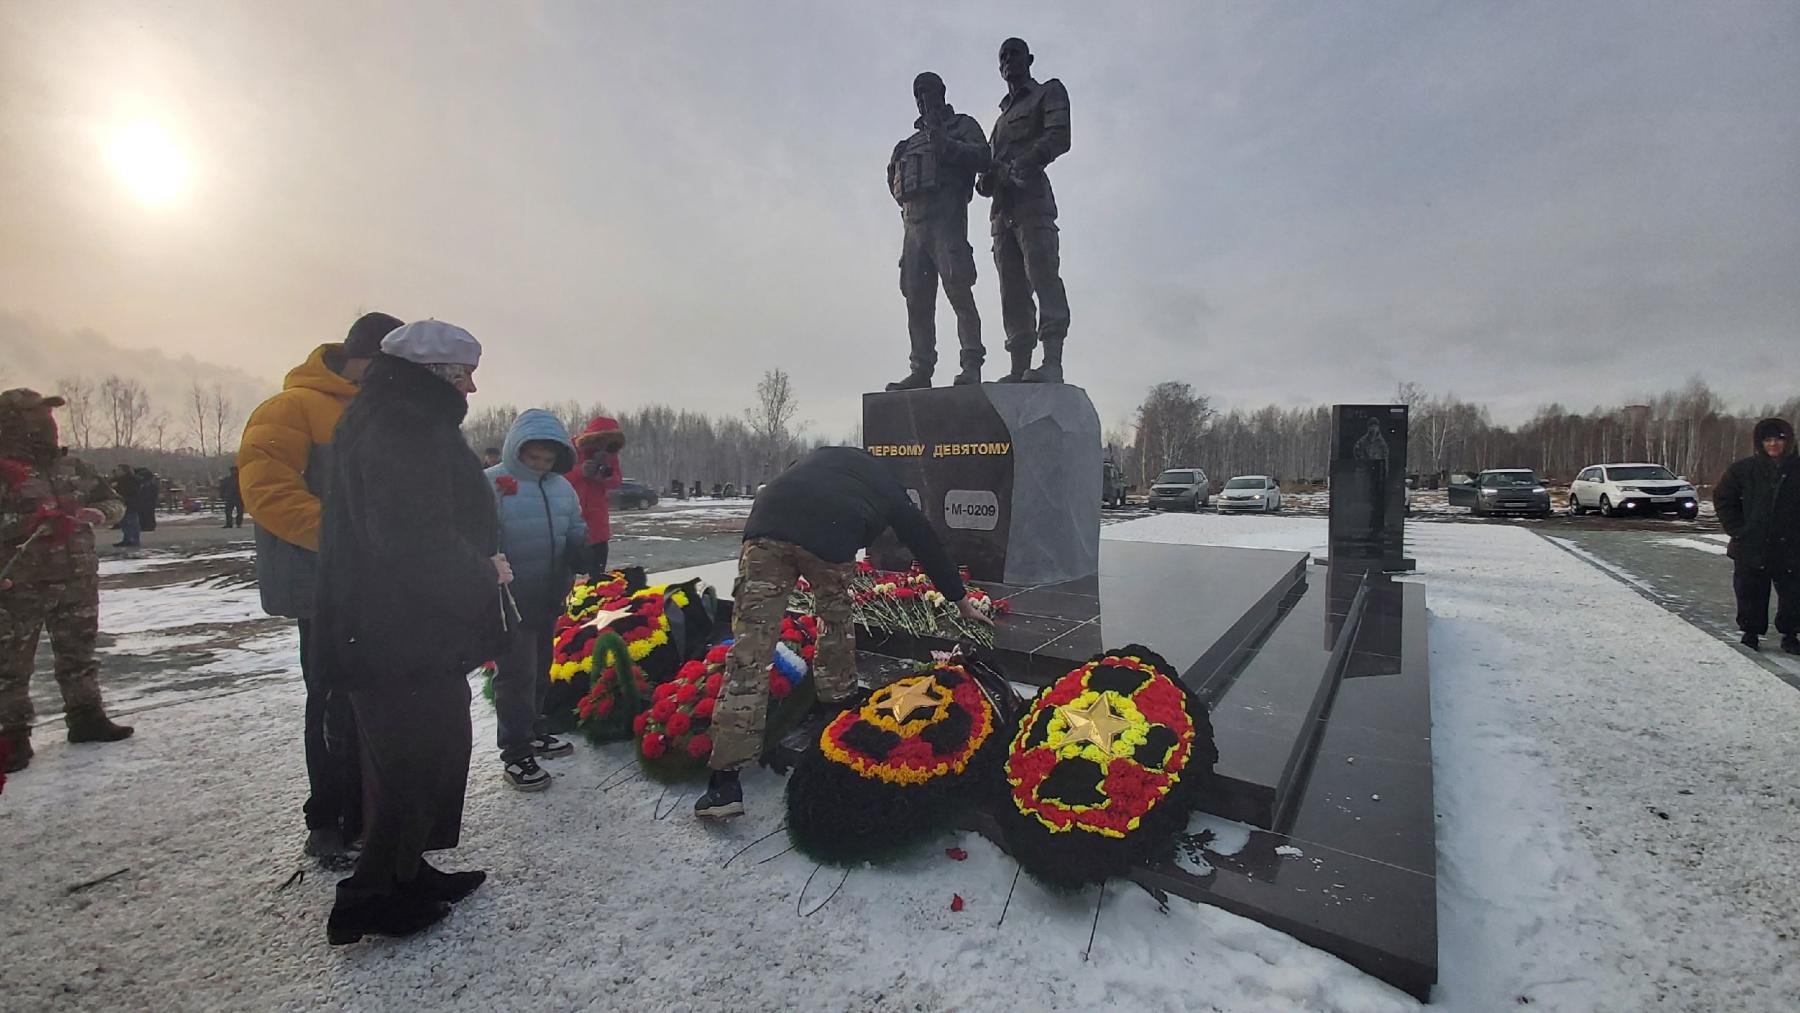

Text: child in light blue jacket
xmin=486 ymin=409 xmax=588 ymax=791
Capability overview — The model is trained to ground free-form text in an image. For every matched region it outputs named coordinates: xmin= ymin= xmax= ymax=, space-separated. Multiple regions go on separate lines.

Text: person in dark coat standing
xmin=219 ymin=466 xmax=243 ymax=528
xmin=131 ymin=468 xmax=159 ymax=533
xmin=110 ymin=464 xmax=141 ymax=547
xmin=1714 ymin=417 xmax=1800 ymax=654
xmin=313 ymin=320 xmax=508 ymax=944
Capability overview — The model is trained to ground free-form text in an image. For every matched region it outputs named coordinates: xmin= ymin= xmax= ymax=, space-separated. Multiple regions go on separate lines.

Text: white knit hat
xmin=379 ymin=319 xmax=483 ymax=367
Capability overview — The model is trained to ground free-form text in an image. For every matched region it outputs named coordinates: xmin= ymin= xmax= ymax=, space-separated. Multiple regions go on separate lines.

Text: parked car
xmin=1216 ymin=475 xmax=1281 ymax=513
xmin=1447 ymin=469 xmax=1552 ymax=518
xmin=607 ymin=478 xmax=660 ymax=510
xmin=1146 ymin=468 xmax=1209 ymax=512
xmin=1101 ymin=459 xmax=1129 ymax=508
xmin=1568 ymin=464 xmax=1698 ymax=519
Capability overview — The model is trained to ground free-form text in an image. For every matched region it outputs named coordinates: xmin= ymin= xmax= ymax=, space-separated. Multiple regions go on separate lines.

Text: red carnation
xmin=686 ymin=734 xmax=713 ymax=759
xmin=495 ymin=475 xmax=519 ymax=496
xmin=705 ymin=673 xmax=724 ymax=696
xmin=632 ymin=712 xmax=650 ymax=736
xmin=665 ymin=711 xmax=692 ymax=737
xmin=653 ymin=682 xmax=677 ymax=701
xmin=651 ymin=698 xmax=678 ymax=722
xmin=595 ymin=697 xmax=614 ymax=717
xmin=675 ymin=682 xmax=699 ymax=704
xmin=641 ymin=732 xmax=667 ymax=759
xmin=693 ymin=697 xmax=715 ymax=721
xmin=705 ymin=645 xmax=731 ymax=664
xmin=950 ymin=893 xmax=964 ymax=912
xmin=768 ymin=675 xmax=792 ymax=699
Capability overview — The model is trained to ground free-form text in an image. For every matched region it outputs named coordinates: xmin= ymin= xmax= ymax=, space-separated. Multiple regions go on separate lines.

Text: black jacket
xmin=133 ymin=470 xmax=159 ymax=531
xmin=1714 ymin=419 xmax=1800 ymax=572
xmin=313 ymin=355 xmax=505 ymax=690
xmin=743 ymin=446 xmax=966 ymax=599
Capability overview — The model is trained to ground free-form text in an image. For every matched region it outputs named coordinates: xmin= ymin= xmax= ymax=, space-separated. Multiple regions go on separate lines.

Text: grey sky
xmin=2 ymin=1 xmax=1795 ymax=436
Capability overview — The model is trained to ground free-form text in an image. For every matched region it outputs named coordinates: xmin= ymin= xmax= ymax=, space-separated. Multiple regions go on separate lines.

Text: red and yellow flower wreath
xmin=817 ymin=666 xmax=996 ymax=786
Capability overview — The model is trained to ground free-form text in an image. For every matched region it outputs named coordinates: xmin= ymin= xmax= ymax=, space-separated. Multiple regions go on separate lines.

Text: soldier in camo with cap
xmin=0 ymin=388 xmax=135 ymax=774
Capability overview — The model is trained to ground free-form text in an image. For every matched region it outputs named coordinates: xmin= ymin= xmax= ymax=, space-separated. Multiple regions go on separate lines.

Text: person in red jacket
xmin=567 ymin=416 xmax=624 ymax=574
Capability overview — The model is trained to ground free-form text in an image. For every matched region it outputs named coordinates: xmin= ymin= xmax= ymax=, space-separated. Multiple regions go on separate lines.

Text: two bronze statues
xmin=886 ymin=38 xmax=1072 ymax=391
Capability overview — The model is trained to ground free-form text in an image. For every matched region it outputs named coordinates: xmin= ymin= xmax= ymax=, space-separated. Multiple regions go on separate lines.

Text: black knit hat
xmin=343 ymin=312 xmax=403 ymax=359
xmin=1753 ymin=417 xmax=1794 ymax=444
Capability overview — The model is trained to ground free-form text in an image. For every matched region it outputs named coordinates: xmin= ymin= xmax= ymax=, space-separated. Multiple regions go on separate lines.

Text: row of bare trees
xmin=54 ymin=375 xmax=239 ymax=458
xmin=1123 ymin=378 xmax=1800 ymax=489
xmin=462 ymin=368 xmax=823 ymax=490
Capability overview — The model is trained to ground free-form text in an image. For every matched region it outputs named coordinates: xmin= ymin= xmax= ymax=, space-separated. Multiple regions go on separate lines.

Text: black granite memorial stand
xmin=862 ymin=383 xmax=1100 ymax=586
xmin=772 ymin=396 xmax=1437 ymax=998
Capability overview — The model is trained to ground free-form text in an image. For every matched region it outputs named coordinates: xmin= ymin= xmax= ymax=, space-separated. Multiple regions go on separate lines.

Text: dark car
xmin=1448 ymin=469 xmax=1552 ymax=518
xmin=607 ymin=479 xmax=660 ymax=510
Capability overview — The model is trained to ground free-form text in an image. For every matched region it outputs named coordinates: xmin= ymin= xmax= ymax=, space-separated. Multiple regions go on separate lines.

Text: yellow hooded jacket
xmin=236 ymin=344 xmax=358 ymax=617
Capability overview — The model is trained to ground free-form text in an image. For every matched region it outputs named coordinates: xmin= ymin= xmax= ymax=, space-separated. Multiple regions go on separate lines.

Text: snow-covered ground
xmin=3 ymin=514 xmax=1797 ymax=1010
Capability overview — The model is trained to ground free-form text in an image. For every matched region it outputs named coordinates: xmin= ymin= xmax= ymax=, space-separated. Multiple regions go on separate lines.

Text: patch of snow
xmin=1274 ymin=845 xmax=1305 ymax=858
xmin=1104 ymin=512 xmax=1328 ymax=555
xmin=1187 ymin=813 xmax=1253 ymax=857
xmin=99 ymin=581 xmax=267 ymax=635
xmin=1656 ymin=536 xmax=1728 ymax=555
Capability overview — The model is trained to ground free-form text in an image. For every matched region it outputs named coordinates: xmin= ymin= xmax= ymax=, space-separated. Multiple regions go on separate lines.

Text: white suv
xmin=1568 ymin=464 xmax=1699 ymax=520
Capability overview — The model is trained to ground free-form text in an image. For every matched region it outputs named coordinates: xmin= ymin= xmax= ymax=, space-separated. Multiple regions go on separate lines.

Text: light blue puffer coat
xmin=486 ymin=409 xmax=589 ymax=622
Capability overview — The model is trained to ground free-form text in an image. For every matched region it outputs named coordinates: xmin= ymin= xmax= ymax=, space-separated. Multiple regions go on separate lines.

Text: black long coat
xmin=1714 ymin=425 xmax=1800 ymax=572
xmin=312 ymin=354 xmax=506 ymax=690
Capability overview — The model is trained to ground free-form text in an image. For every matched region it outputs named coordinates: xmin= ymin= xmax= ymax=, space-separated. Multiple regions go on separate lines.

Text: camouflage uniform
xmin=0 ymin=390 xmax=127 ymax=738
xmin=708 ymin=537 xmax=858 ymax=771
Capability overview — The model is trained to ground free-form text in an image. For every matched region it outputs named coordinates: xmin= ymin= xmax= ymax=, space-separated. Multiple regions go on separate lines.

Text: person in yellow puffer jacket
xmin=237 ymin=311 xmax=400 ymax=862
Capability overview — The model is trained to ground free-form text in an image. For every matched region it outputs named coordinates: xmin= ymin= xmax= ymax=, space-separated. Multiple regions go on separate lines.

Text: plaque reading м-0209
xmin=944 ymin=488 xmax=1000 ymax=530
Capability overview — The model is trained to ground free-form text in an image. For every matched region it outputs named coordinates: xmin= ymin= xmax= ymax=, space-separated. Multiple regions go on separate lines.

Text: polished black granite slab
xmin=854 ymin=540 xmax=1309 ymax=688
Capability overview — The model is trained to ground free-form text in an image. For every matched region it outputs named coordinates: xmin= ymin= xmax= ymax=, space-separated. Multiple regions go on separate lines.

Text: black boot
xmin=693 ymin=769 xmax=745 ymax=820
xmin=2 ymin=730 xmax=30 ymax=773
xmin=884 ymin=370 xmax=932 ymax=392
xmin=1783 ymin=635 xmax=1800 ymax=656
xmin=1740 ymin=632 xmax=1760 ymax=650
xmin=953 ymin=350 xmax=983 ymax=386
xmin=65 ymin=707 xmax=134 ymax=744
xmin=410 ymin=861 xmax=487 ymax=904
xmin=326 ymin=882 xmax=451 ymax=945
xmin=996 ymin=346 xmax=1034 ymax=383
xmin=1023 ymin=340 xmax=1064 ymax=384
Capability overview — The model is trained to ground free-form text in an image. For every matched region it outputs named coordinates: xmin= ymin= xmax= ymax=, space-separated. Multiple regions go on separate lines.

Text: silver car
xmin=1146 ymin=468 xmax=1210 ymax=512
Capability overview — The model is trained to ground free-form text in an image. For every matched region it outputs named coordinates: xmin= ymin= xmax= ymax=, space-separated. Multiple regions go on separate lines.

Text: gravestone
xmin=1328 ymin=404 xmax=1413 ymax=570
xmin=862 ymin=383 xmax=1099 ymax=585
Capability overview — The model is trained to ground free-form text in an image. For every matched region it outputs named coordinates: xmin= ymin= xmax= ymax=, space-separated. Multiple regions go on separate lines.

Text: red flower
xmin=495 ymin=475 xmax=519 ymax=496
xmin=686 ymin=734 xmax=713 ymax=759
xmin=705 ymin=673 xmax=724 ymax=696
xmin=650 ymin=698 xmax=677 ymax=722
xmin=632 ymin=712 xmax=650 ymax=736
xmin=653 ymin=682 xmax=678 ymax=702
xmin=705 ymin=645 xmax=731 ymax=665
xmin=641 ymin=732 xmax=667 ymax=759
xmin=665 ymin=711 xmax=692 ymax=737
xmin=675 ymin=682 xmax=699 ymax=704
xmin=800 ymin=644 xmax=817 ymax=662
xmin=945 ymin=847 xmax=968 ymax=861
xmin=950 ymin=894 xmax=964 ymax=912
xmin=693 ymin=697 xmax=715 ymax=721
xmin=0 ymin=458 xmax=31 ymax=492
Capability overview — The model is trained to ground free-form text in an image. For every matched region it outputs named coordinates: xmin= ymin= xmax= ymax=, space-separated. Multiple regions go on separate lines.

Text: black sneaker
xmin=503 ymin=755 xmax=552 ymax=792
xmin=1783 ymin=635 xmax=1800 ymax=656
xmin=693 ymin=769 xmax=744 ymax=820
xmin=530 ymin=734 xmax=574 ymax=758
xmin=1741 ymin=632 xmax=1761 ymax=650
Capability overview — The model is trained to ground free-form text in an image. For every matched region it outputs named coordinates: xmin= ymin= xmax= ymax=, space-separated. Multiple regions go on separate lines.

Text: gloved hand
xmin=581 ymin=457 xmax=614 ymax=480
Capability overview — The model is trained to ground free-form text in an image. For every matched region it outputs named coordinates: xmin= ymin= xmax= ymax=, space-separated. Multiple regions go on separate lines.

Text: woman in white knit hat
xmin=312 ymin=319 xmax=511 ymax=944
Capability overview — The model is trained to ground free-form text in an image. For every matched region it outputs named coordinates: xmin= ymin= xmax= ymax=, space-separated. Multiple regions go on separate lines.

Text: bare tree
xmin=100 ymin=375 xmax=152 ymax=449
xmin=56 ymin=375 xmax=97 ymax=450
xmin=187 ymin=379 xmax=212 ymax=457
xmin=208 ymin=383 xmax=238 ymax=463
xmin=1132 ymin=381 xmax=1214 ymax=484
xmin=746 ymin=368 xmax=802 ymax=479
xmin=146 ymin=411 xmax=174 ymax=453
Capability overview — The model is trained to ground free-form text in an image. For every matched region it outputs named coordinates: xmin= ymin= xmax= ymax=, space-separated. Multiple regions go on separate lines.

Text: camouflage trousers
xmin=709 ymin=538 xmax=857 ymax=771
xmin=0 ymin=568 xmax=106 ymax=733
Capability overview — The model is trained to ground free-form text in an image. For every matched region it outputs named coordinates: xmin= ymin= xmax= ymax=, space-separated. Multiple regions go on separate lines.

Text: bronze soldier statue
xmin=977 ymin=37 xmax=1071 ymax=384
xmin=0 ymin=388 xmax=136 ymax=774
xmin=886 ymin=72 xmax=993 ymax=391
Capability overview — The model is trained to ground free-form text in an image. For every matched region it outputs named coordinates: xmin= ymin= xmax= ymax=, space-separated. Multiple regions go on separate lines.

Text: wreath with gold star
xmin=995 ymin=645 xmax=1217 ymax=890
xmin=786 ymin=659 xmax=1014 ymax=865
xmin=553 ymin=577 xmax=708 ymax=743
